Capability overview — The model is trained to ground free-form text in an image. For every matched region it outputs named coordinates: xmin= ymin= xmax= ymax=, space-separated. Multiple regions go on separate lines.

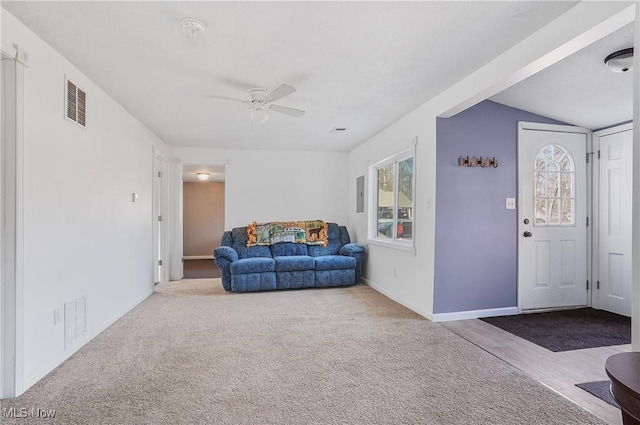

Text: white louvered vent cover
xmin=65 ymin=77 xmax=86 ymax=128
xmin=65 ymin=296 xmax=87 ymax=348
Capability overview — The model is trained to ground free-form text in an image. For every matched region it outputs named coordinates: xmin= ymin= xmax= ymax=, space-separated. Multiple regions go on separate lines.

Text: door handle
xmin=523 ymin=231 xmax=532 ymax=237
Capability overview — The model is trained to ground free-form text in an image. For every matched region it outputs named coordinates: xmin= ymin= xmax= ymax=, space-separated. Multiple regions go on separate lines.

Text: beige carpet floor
xmin=1 ymin=279 xmax=605 ymax=425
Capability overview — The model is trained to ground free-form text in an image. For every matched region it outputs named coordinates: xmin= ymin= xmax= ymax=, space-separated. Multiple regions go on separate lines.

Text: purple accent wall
xmin=434 ymin=100 xmax=564 ymax=314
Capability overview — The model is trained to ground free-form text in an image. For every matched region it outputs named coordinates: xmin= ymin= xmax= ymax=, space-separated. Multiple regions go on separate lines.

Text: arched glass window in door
xmin=534 ymin=144 xmax=574 ymax=226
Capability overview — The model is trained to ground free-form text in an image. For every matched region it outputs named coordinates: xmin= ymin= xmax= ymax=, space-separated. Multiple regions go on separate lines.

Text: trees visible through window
xmin=534 ymin=144 xmax=574 ymax=226
xmin=373 ymin=153 xmax=414 ymax=242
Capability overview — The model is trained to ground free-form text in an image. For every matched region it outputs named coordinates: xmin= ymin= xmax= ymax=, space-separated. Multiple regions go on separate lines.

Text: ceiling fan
xmin=211 ymin=84 xmax=305 ymax=123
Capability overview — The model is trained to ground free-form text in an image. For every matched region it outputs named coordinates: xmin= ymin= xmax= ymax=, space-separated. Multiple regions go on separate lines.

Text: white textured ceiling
xmin=491 ymin=22 xmax=635 ymax=130
xmin=3 ymin=1 xmax=579 ymax=151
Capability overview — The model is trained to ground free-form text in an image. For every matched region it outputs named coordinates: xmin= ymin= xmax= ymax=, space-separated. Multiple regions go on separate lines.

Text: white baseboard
xmin=22 ymin=288 xmax=154 ymax=392
xmin=183 ymin=255 xmax=214 ymax=260
xmin=361 ymin=277 xmax=432 ymax=320
xmin=431 ymin=306 xmax=519 ymax=323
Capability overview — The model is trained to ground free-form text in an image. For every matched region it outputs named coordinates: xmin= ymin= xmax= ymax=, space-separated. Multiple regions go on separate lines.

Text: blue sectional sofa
xmin=214 ymin=223 xmax=365 ymax=292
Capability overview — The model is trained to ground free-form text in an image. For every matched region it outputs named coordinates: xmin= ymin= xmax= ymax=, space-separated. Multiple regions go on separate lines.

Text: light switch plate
xmin=505 ymin=198 xmax=516 ymax=210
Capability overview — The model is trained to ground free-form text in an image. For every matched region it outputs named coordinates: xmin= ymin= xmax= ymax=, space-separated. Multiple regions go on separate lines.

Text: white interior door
xmin=598 ymin=125 xmax=633 ymax=316
xmin=518 ymin=123 xmax=589 ymax=311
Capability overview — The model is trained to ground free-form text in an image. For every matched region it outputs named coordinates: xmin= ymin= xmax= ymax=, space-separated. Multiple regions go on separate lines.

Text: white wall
xmin=175 ymin=148 xmax=350 ymax=229
xmin=2 ymin=10 xmax=173 ymax=393
xmin=348 ymin=108 xmax=437 ymax=319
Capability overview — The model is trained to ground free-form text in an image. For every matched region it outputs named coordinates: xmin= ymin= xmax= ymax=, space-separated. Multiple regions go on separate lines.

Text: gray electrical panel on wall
xmin=356 ymin=175 xmax=364 ymax=213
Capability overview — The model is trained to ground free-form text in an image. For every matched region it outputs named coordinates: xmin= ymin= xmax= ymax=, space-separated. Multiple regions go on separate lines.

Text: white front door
xmin=518 ymin=122 xmax=589 ymax=310
xmin=597 ymin=124 xmax=633 ymax=316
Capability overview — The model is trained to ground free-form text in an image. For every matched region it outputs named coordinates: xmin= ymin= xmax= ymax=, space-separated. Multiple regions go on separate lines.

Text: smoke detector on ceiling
xmin=181 ymin=18 xmax=206 ymax=38
xmin=604 ymin=48 xmax=634 ymax=73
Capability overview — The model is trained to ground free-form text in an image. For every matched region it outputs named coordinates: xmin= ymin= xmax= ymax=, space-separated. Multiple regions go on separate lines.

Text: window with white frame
xmin=369 ymin=148 xmax=415 ymax=247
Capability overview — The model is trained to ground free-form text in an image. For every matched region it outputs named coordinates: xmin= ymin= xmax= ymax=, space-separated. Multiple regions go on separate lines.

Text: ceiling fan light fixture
xmin=604 ymin=48 xmax=634 ymax=73
xmin=250 ymin=104 xmax=269 ymax=124
xmin=181 ymin=18 xmax=206 ymax=38
xmin=196 ymin=172 xmax=210 ymax=181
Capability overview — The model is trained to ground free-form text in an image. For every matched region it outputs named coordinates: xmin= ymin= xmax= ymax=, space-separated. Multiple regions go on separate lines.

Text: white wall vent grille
xmin=65 ymin=77 xmax=86 ymax=128
xmin=65 ymin=296 xmax=87 ymax=348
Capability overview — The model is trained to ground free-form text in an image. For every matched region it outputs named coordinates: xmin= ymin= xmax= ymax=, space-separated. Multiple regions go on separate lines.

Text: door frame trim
xmin=1 ymin=45 xmax=26 ymax=399
xmin=152 ymin=148 xmax=169 ymax=284
xmin=516 ymin=121 xmax=593 ymax=313
xmin=592 ymin=122 xmax=634 ymax=312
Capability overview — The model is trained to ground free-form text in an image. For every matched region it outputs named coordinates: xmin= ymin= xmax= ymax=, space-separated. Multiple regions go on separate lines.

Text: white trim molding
xmin=1 ymin=45 xmax=26 ymax=398
xmin=183 ymin=255 xmax=214 ymax=260
xmin=631 ymin=2 xmax=640 ymax=351
xmin=432 ymin=307 xmax=519 ymax=323
xmin=362 ymin=277 xmax=431 ymax=320
xmin=518 ymin=121 xmax=591 ymax=134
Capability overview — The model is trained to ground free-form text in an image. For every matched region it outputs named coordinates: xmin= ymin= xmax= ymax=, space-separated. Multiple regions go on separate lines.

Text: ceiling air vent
xmin=65 ymin=76 xmax=86 ymax=128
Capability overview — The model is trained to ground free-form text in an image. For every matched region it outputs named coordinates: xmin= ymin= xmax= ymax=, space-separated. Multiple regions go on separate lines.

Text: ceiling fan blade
xmin=209 ymin=95 xmax=248 ymax=104
xmin=270 ymin=104 xmax=305 ymax=117
xmin=265 ymin=84 xmax=296 ymax=102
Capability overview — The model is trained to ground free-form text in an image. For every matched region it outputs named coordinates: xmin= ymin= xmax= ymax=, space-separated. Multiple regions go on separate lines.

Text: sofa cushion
xmin=232 ymin=243 xmax=273 ymax=259
xmin=277 ymin=270 xmax=315 ymax=289
xmin=308 ymin=239 xmax=342 ymax=257
xmin=339 ymin=226 xmax=351 ymax=245
xmin=231 ymin=227 xmax=249 ymax=243
xmin=271 ymin=242 xmax=308 ymax=257
xmin=275 ymin=255 xmax=314 ymax=272
xmin=314 ymin=255 xmax=356 ymax=271
xmin=230 ymin=258 xmax=276 ymax=274
xmin=231 ymin=272 xmax=276 ymax=292
xmin=315 ymin=269 xmax=355 ymax=287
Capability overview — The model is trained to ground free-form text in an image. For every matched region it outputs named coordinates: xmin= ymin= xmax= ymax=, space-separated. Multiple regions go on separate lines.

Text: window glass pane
xmin=561 ymin=198 xmax=573 ymax=225
xmin=535 ymin=173 xmax=546 ymax=198
xmin=397 ymin=157 xmax=413 ymax=241
xmin=535 ymin=198 xmax=547 ymax=225
xmin=546 ymin=172 xmax=559 ymax=198
xmin=548 ymin=199 xmax=560 ymax=224
xmin=553 ymin=146 xmax=565 ymax=161
xmin=560 ymin=155 xmax=572 ymax=171
xmin=377 ymin=164 xmax=394 ymax=238
xmin=561 ymin=172 xmax=573 ymax=198
xmin=533 ymin=144 xmax=574 ymax=226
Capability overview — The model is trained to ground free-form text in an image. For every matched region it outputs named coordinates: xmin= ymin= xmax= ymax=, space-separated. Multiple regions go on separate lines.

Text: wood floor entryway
xmin=183 ymin=259 xmax=221 ymax=279
xmin=443 ymin=319 xmax=630 ymax=425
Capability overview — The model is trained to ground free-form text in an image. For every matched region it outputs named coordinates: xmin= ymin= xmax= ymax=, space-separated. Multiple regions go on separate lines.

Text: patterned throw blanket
xmin=247 ymin=220 xmax=328 ymax=247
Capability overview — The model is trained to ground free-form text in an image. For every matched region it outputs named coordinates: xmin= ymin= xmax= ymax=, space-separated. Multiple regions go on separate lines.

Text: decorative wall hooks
xmin=458 ymin=156 xmax=499 ymax=168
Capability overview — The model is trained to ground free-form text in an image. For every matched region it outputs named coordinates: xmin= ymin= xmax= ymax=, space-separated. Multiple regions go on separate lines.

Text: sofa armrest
xmin=213 ymin=246 xmax=238 ymax=292
xmin=214 ymin=246 xmax=238 ymax=263
xmin=339 ymin=243 xmax=365 ymax=256
xmin=340 ymin=243 xmax=365 ymax=282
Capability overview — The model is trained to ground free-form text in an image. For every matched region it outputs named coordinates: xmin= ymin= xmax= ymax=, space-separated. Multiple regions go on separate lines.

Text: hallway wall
xmin=183 ymin=182 xmax=225 ymax=257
